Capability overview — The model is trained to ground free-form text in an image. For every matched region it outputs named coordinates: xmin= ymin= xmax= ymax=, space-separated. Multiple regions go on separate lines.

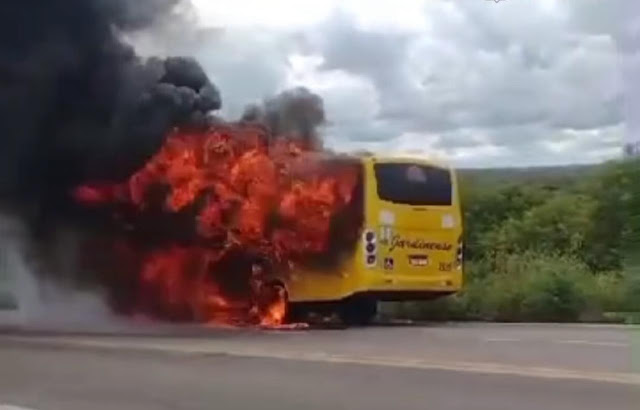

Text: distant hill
xmin=458 ymin=164 xmax=598 ymax=186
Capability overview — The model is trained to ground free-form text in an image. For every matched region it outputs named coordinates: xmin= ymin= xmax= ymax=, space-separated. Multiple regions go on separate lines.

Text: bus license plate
xmin=409 ymin=255 xmax=428 ymax=267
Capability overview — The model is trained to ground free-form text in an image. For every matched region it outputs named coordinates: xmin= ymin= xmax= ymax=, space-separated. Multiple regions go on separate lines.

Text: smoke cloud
xmin=242 ymin=87 xmax=326 ymax=149
xmin=0 ymin=0 xmax=221 ymax=212
xmin=0 ymin=214 xmax=115 ymax=330
xmin=0 ymin=1 xmax=336 ymax=328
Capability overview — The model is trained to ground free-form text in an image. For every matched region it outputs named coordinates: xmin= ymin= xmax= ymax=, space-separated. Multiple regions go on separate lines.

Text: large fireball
xmin=73 ymin=123 xmax=362 ymax=326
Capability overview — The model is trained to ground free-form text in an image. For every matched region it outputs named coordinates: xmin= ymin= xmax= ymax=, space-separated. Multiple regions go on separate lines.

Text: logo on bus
xmin=388 ymin=235 xmax=453 ymax=253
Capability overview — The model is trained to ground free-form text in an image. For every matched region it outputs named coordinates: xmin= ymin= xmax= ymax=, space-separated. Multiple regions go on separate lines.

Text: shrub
xmin=582 ymin=272 xmax=625 ymax=313
xmin=520 ymin=269 xmax=585 ymax=321
xmin=480 ymin=252 xmax=594 ymax=321
xmin=622 ymin=271 xmax=640 ymax=312
xmin=481 ymin=194 xmax=596 ymax=261
xmin=383 ymin=252 xmax=610 ymax=322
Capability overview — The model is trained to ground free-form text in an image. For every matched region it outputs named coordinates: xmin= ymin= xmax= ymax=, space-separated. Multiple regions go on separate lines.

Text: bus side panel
xmin=285 ymin=161 xmax=369 ymax=302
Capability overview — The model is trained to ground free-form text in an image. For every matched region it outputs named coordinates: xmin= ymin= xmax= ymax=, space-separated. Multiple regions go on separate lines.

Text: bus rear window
xmin=374 ymin=163 xmax=452 ymax=206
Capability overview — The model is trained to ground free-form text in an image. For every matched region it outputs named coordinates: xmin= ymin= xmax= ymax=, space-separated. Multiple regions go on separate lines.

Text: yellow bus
xmin=281 ymin=155 xmax=464 ymax=325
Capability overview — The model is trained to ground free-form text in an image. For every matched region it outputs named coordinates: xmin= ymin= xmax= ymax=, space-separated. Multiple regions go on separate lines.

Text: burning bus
xmin=72 ymin=123 xmax=463 ymax=326
xmin=2 ymin=0 xmax=465 ymax=328
xmin=284 ymin=155 xmax=464 ymax=325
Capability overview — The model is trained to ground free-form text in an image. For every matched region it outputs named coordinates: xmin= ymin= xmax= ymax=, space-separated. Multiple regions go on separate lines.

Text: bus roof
xmin=357 ymin=154 xmax=452 ymax=170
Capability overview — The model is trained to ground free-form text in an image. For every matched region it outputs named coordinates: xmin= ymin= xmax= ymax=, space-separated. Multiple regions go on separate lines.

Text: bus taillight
xmin=456 ymin=236 xmax=463 ymax=269
xmin=364 ymin=230 xmax=377 ymax=267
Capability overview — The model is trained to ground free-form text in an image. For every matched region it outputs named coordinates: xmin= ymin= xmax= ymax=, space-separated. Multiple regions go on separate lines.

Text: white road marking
xmin=482 ymin=337 xmax=630 ymax=348
xmin=464 ymin=322 xmax=638 ymax=330
xmin=484 ymin=338 xmax=522 ymax=342
xmin=555 ymin=340 xmax=629 ymax=348
xmin=3 ymin=336 xmax=640 ymax=386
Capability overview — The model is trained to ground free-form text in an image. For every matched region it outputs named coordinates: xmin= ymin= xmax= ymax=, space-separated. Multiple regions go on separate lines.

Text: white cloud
xmin=192 ymin=0 xmax=429 ymax=32
xmin=191 ymin=0 xmax=333 ymax=29
xmin=134 ymin=0 xmax=633 ymax=167
xmin=284 ymin=54 xmax=380 ymax=125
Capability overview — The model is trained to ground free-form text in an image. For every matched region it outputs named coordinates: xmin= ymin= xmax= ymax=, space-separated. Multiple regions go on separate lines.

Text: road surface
xmin=0 ymin=323 xmax=639 ymax=410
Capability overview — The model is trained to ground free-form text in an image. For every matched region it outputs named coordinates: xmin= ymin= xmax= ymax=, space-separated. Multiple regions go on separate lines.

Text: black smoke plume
xmin=0 ymin=0 xmax=220 ymax=220
xmin=0 ymin=1 xmax=344 ymax=322
xmin=241 ymin=87 xmax=325 ymax=149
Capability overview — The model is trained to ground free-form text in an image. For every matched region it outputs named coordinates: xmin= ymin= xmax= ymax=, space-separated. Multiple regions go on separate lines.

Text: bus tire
xmin=286 ymin=304 xmax=309 ymax=323
xmin=338 ymin=296 xmax=377 ymax=326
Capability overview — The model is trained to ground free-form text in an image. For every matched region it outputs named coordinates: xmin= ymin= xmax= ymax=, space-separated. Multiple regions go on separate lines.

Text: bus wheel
xmin=338 ymin=296 xmax=377 ymax=326
xmin=287 ymin=304 xmax=310 ymax=323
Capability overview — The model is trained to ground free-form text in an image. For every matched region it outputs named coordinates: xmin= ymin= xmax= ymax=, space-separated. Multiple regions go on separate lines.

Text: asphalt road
xmin=1 ymin=323 xmax=639 ymax=410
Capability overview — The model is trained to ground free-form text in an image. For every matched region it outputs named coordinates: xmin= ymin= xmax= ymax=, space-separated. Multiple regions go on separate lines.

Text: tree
xmin=480 ymin=193 xmax=596 ymax=262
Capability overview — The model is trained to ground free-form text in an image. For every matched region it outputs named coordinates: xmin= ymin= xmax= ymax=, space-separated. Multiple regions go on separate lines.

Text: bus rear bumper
xmin=287 ymin=289 xmax=458 ymax=323
xmin=290 ymin=290 xmax=456 ymax=310
xmin=355 ymin=290 xmax=457 ymax=301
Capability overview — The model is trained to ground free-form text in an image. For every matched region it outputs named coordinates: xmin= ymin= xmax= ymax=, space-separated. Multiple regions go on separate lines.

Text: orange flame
xmin=74 ymin=123 xmax=361 ymax=326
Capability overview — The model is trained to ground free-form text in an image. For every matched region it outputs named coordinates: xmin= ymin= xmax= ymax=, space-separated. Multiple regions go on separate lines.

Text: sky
xmin=130 ymin=0 xmax=639 ymax=168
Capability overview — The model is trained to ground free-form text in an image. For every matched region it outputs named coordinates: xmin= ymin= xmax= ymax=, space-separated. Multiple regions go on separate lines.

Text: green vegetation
xmin=383 ymin=158 xmax=640 ymax=323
